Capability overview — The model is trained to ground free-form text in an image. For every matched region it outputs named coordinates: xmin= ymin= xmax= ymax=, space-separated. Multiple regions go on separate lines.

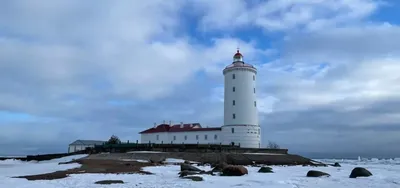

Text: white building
xmin=139 ymin=122 xmax=221 ymax=144
xmin=68 ymin=140 xmax=105 ymax=153
xmin=139 ymin=50 xmax=261 ymax=148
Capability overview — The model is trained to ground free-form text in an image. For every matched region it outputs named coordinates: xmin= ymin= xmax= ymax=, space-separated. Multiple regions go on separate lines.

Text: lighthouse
xmin=221 ymin=49 xmax=261 ymax=148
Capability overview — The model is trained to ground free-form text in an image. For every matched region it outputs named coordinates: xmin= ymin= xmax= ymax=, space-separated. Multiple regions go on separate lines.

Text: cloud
xmin=254 ymin=22 xmax=400 ymax=157
xmin=282 ymin=23 xmax=400 ymax=63
xmin=1 ymin=0 xmax=400 ymax=158
xmin=0 ymin=0 xmax=271 ymax=155
xmin=193 ymin=0 xmax=381 ymax=32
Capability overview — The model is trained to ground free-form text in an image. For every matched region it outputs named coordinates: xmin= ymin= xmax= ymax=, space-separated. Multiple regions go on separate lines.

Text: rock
xmin=332 ymin=162 xmax=341 ymax=167
xmin=349 ymin=167 xmax=372 ymax=178
xmin=179 ymin=170 xmax=214 ymax=177
xmin=258 ymin=166 xmax=273 ymax=173
xmin=211 ymin=162 xmax=228 ymax=172
xmin=58 ymin=160 xmax=76 ymax=165
xmin=95 ymin=180 xmax=124 ymax=184
xmin=138 ymin=170 xmax=153 ymax=175
xmin=180 ymin=163 xmax=202 ymax=172
xmin=221 ymin=165 xmax=248 ymax=176
xmin=196 ymin=162 xmax=206 ymax=166
xmin=184 ymin=160 xmax=191 ymax=164
xmin=149 ymin=156 xmax=166 ymax=164
xmin=182 ymin=176 xmax=203 ymax=181
xmin=179 ymin=170 xmax=200 ymax=177
xmin=306 ymin=170 xmax=330 ymax=177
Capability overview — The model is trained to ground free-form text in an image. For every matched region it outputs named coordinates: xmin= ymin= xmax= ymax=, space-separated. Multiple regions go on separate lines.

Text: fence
xmin=92 ymin=142 xmax=288 ymax=154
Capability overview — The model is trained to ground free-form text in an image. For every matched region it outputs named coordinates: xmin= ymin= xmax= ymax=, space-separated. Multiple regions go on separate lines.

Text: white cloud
xmin=194 ymin=0 xmax=381 ymax=32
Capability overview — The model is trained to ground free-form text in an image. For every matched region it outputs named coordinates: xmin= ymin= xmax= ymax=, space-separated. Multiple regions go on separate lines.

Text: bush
xmin=266 ymin=141 xmax=280 ymax=149
xmin=106 ymin=135 xmax=121 ymax=144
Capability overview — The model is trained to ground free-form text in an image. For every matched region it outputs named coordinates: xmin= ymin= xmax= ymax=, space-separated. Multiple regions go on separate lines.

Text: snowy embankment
xmin=1 ymin=156 xmax=399 ymax=188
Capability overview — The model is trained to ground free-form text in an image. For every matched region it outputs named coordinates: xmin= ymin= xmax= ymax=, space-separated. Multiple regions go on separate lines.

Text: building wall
xmin=140 ymin=130 xmax=221 ymax=144
xmin=223 ymin=67 xmax=258 ymax=126
xmin=140 ymin=132 xmax=169 ymax=144
xmin=221 ymin=125 xmax=261 ymax=148
xmin=68 ymin=144 xmax=95 ymax=153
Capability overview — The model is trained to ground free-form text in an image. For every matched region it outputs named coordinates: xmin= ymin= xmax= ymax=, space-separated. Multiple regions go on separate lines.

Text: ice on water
xmin=1 ymin=155 xmax=399 ymax=188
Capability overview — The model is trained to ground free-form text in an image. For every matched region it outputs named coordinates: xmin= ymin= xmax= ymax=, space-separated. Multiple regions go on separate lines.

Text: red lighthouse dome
xmin=233 ymin=49 xmax=243 ymax=62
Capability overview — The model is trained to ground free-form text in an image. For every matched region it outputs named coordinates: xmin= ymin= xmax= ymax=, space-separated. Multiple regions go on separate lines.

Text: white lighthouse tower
xmin=221 ymin=49 xmax=261 ymax=148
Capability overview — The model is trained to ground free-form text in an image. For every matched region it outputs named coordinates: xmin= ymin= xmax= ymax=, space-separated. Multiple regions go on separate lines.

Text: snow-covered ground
xmin=0 ymin=155 xmax=87 ymax=177
xmin=0 ymin=155 xmax=399 ymax=188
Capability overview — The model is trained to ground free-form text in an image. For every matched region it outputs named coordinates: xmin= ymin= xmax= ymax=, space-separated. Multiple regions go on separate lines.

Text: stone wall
xmin=94 ymin=143 xmax=288 ymax=154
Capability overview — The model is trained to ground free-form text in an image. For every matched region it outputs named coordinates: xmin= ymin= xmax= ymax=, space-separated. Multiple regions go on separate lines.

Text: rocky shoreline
xmin=84 ymin=152 xmax=327 ymax=167
xmin=11 ymin=154 xmax=373 ymax=183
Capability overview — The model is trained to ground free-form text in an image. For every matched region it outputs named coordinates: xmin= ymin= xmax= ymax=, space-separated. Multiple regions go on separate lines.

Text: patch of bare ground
xmin=95 ymin=180 xmax=124 ymax=184
xmin=14 ymin=159 xmax=157 ymax=181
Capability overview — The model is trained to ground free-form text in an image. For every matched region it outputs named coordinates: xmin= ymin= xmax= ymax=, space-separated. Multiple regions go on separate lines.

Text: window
xmin=253 ymin=75 xmax=255 ymax=80
xmin=233 ymin=100 xmax=235 ymax=106
xmin=156 ymin=135 xmax=159 ymax=140
xmin=204 ymin=135 xmax=208 ymax=140
xmin=214 ymin=134 xmax=218 ymax=140
xmin=254 ymin=88 xmax=256 ymax=93
xmin=233 ymin=113 xmax=236 ymax=119
xmin=184 ymin=135 xmax=187 ymax=140
xmin=173 ymin=136 xmax=176 ymax=140
xmin=254 ymin=101 xmax=257 ymax=107
xmin=231 ymin=128 xmax=235 ymax=133
xmin=233 ymin=87 xmax=235 ymax=92
xmin=196 ymin=135 xmax=199 ymax=140
xmin=232 ymin=74 xmax=235 ymax=79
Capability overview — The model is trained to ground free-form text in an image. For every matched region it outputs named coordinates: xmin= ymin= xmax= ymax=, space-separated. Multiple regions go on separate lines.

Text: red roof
xmin=234 ymin=49 xmax=242 ymax=57
xmin=139 ymin=123 xmax=221 ymax=134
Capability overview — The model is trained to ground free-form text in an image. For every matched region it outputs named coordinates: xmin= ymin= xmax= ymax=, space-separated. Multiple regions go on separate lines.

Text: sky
xmin=1 ymin=0 xmax=400 ymax=158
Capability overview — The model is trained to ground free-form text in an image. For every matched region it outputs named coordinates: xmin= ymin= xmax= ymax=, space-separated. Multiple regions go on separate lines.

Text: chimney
xmin=154 ymin=122 xmax=156 ymax=128
xmin=180 ymin=122 xmax=183 ymax=128
xmin=163 ymin=120 xmax=165 ymax=124
xmin=169 ymin=120 xmax=172 ymax=125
